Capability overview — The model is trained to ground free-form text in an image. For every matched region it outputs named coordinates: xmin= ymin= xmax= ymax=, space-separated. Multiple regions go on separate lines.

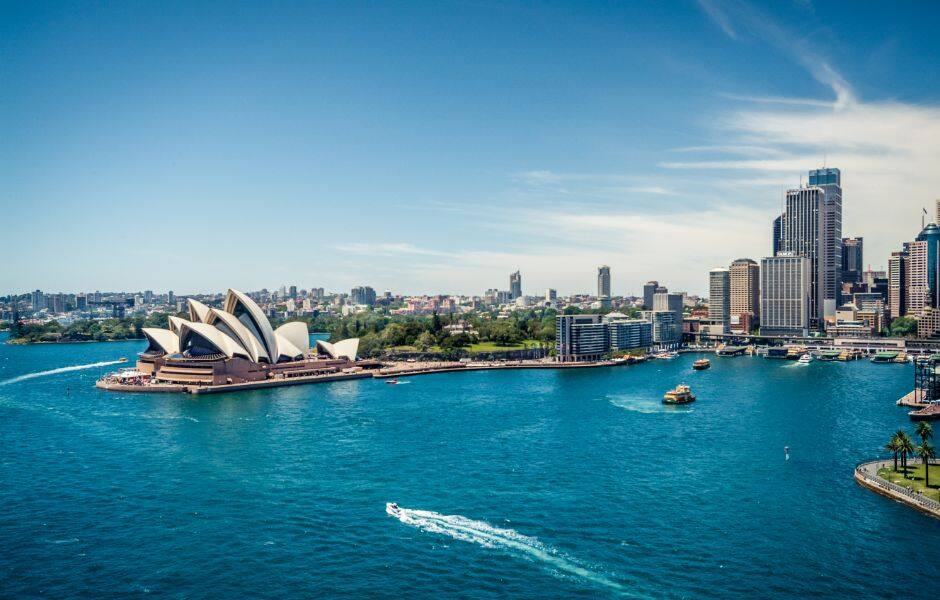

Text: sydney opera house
xmin=136 ymin=289 xmax=366 ymax=386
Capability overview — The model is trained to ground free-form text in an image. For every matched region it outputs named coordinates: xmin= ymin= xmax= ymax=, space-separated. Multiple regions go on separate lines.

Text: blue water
xmin=1 ymin=333 xmax=939 ymax=598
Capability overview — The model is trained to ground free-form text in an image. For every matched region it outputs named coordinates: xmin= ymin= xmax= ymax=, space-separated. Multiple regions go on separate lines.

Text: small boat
xmin=653 ymin=351 xmax=678 ymax=360
xmin=386 ymin=502 xmax=401 ymax=516
xmin=118 ymin=357 xmax=128 ymax=363
xmin=385 ymin=379 xmax=399 ymax=384
xmin=663 ymin=384 xmax=696 ymax=404
xmin=692 ymin=358 xmax=711 ymax=371
xmin=797 ymin=354 xmax=812 ymax=365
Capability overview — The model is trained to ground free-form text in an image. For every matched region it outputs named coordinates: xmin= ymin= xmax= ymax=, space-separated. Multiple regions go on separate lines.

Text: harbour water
xmin=2 ymin=333 xmax=939 ymax=598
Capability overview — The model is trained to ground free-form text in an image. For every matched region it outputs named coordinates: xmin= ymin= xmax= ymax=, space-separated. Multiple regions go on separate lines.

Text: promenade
xmin=855 ymin=459 xmax=940 ymax=519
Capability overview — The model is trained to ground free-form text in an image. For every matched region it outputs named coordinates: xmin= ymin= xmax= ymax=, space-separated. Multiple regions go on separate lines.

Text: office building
xmin=30 ymin=290 xmax=44 ymax=311
xmin=915 ymin=222 xmax=940 ymax=308
xmin=510 ymin=271 xmax=522 ymax=300
xmin=555 ymin=314 xmax=609 ymax=362
xmin=809 ymin=167 xmax=843 ymax=317
xmin=653 ymin=291 xmax=683 ymax=344
xmin=597 ymin=265 xmax=611 ymax=299
xmin=289 ymin=285 xmax=297 ymax=299
xmin=729 ymin=259 xmax=759 ymax=332
xmin=772 ymin=214 xmax=783 ymax=256
xmin=642 ymin=281 xmax=659 ymax=310
xmin=605 ymin=314 xmax=653 ymax=351
xmin=708 ymin=268 xmax=730 ymax=333
xmin=842 ymin=237 xmax=863 ymax=285
xmin=760 ymin=254 xmax=811 ymax=336
xmin=545 ymin=288 xmax=557 ymax=302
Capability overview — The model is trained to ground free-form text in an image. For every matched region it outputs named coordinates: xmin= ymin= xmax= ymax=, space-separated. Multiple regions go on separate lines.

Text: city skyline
xmin=3 ymin=2 xmax=940 ymax=294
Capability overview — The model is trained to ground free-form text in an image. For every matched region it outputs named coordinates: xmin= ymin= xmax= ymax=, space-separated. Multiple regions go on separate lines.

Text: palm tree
xmin=898 ymin=431 xmax=916 ymax=475
xmin=886 ymin=435 xmax=901 ymax=472
xmin=916 ymin=441 xmax=936 ymax=488
xmin=916 ymin=421 xmax=934 ymax=445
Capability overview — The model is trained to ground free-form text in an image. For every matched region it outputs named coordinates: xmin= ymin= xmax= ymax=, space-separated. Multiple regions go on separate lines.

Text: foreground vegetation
xmin=8 ymin=313 xmax=173 ymax=344
xmin=881 ymin=423 xmax=937 ymax=501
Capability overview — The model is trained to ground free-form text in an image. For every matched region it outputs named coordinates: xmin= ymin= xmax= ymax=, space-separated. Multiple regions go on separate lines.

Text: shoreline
xmin=854 ymin=459 xmax=940 ymax=520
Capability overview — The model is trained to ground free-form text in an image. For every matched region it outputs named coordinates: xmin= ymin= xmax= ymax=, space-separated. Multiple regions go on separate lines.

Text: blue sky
xmin=3 ymin=1 xmax=939 ymax=296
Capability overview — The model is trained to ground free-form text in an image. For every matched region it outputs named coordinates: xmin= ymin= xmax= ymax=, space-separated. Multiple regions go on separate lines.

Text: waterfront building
xmin=760 ymin=254 xmax=811 ymax=336
xmin=510 ymin=271 xmax=522 ymax=300
xmin=642 ymin=281 xmax=660 ymax=310
xmin=604 ymin=313 xmax=652 ymax=351
xmin=555 ymin=314 xmax=609 ymax=362
xmin=708 ymin=268 xmax=730 ymax=333
xmin=138 ymin=289 xmax=362 ymax=385
xmin=842 ymin=237 xmax=863 ymax=285
xmin=597 ymin=265 xmax=611 ymax=300
xmin=653 ymin=292 xmax=683 ymax=343
xmin=729 ymin=258 xmax=759 ymax=332
xmin=917 ymin=307 xmax=940 ymax=338
xmin=651 ymin=311 xmax=679 ymax=347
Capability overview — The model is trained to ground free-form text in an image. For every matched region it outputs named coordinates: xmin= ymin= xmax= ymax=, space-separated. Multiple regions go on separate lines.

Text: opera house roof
xmin=142 ymin=289 xmax=359 ymax=363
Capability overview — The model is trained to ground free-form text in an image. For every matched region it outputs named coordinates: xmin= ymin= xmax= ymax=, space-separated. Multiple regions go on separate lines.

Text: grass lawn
xmin=467 ymin=340 xmax=542 ymax=353
xmin=878 ymin=464 xmax=940 ymax=502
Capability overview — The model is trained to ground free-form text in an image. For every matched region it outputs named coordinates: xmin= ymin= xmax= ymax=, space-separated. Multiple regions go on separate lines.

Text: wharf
xmin=898 ymin=389 xmax=929 ymax=408
xmin=96 ymin=370 xmax=373 ymax=394
xmin=909 ymin=403 xmax=940 ymax=421
xmin=373 ymin=359 xmax=626 ymax=379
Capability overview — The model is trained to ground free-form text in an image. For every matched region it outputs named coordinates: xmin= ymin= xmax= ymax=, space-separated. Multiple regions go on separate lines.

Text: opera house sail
xmin=134 ymin=289 xmax=362 ymax=387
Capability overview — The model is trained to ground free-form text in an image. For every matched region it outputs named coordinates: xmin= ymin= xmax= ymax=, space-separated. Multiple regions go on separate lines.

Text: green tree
xmin=897 ymin=430 xmax=916 ymax=473
xmin=415 ymin=331 xmax=435 ymax=352
xmin=889 ymin=316 xmax=918 ymax=338
xmin=916 ymin=441 xmax=935 ymax=487
xmin=886 ymin=434 xmax=901 ymax=472
xmin=916 ymin=421 xmax=933 ymax=445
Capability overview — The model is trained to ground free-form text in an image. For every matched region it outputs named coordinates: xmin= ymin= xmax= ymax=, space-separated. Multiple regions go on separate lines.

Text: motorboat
xmin=386 ymin=502 xmax=401 ymax=516
xmin=118 ymin=357 xmax=128 ymax=363
xmin=386 ymin=379 xmax=399 ymax=384
xmin=663 ymin=384 xmax=696 ymax=404
xmin=692 ymin=359 xmax=711 ymax=371
xmin=653 ymin=351 xmax=678 ymax=360
xmin=797 ymin=354 xmax=812 ymax=365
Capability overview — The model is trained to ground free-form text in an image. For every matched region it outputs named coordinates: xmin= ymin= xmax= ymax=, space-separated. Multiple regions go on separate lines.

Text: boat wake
xmin=608 ymin=395 xmax=692 ymax=414
xmin=387 ymin=504 xmax=623 ymax=592
xmin=0 ymin=360 xmax=124 ymax=386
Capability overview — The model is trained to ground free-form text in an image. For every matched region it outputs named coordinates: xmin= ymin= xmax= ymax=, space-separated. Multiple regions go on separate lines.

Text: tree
xmin=916 ymin=422 xmax=934 ymax=445
xmin=886 ymin=435 xmax=901 ymax=472
xmin=415 ymin=331 xmax=435 ymax=352
xmin=916 ymin=441 xmax=935 ymax=487
xmin=897 ymin=430 xmax=916 ymax=474
xmin=889 ymin=316 xmax=918 ymax=338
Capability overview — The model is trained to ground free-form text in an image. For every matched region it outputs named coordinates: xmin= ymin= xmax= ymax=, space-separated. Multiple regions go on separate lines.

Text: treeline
xmin=8 ymin=313 xmax=173 ymax=344
xmin=280 ymin=308 xmax=563 ymax=358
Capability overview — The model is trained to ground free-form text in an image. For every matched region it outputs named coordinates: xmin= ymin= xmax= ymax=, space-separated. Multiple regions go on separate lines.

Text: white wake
xmin=387 ymin=504 xmax=623 ymax=592
xmin=0 ymin=360 xmax=123 ymax=386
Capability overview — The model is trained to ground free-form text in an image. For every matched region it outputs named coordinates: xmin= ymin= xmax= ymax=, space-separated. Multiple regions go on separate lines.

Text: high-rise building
xmin=935 ymin=199 xmax=940 ymax=227
xmin=509 ymin=271 xmax=522 ymax=300
xmin=350 ymin=286 xmax=377 ymax=306
xmin=604 ymin=314 xmax=652 ymax=350
xmin=772 ymin=215 xmax=783 ymax=256
xmin=708 ymin=268 xmax=730 ymax=333
xmin=841 ymin=237 xmax=863 ymax=285
xmin=808 ymin=167 xmax=843 ymax=317
xmin=597 ymin=265 xmax=611 ymax=299
xmin=30 ymin=289 xmax=44 ymax=311
xmin=915 ymin=222 xmax=940 ymax=308
xmin=906 ymin=240 xmax=929 ymax=316
xmin=888 ymin=249 xmax=908 ymax=320
xmin=653 ymin=292 xmax=683 ymax=343
xmin=545 ymin=288 xmax=557 ymax=302
xmin=168 ymin=291 xmax=175 ymax=306
xmin=650 ymin=311 xmax=679 ymax=346
xmin=779 ymin=186 xmax=824 ymax=327
xmin=729 ymin=258 xmax=759 ymax=332
xmin=760 ymin=254 xmax=811 ymax=336
xmin=143 ymin=290 xmax=154 ymax=304
xmin=642 ymin=281 xmax=660 ymax=310
xmin=289 ymin=285 xmax=298 ymax=299
xmin=555 ymin=314 xmax=609 ymax=362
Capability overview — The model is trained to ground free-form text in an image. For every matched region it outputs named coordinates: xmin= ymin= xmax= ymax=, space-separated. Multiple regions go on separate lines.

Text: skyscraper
xmin=760 ymin=254 xmax=811 ymax=336
xmin=30 ymin=289 xmax=44 ymax=311
xmin=642 ymin=281 xmax=659 ymax=310
xmin=509 ymin=271 xmax=522 ymax=300
xmin=808 ymin=167 xmax=843 ymax=317
xmin=729 ymin=258 xmax=760 ymax=331
xmin=888 ymin=249 xmax=908 ymax=319
xmin=841 ymin=237 xmax=863 ymax=285
xmin=779 ymin=185 xmax=824 ymax=328
xmin=597 ymin=265 xmax=611 ymax=299
xmin=708 ymin=268 xmax=730 ymax=333
xmin=915 ymin=222 xmax=940 ymax=308
xmin=772 ymin=215 xmax=783 ymax=256
xmin=289 ymin=285 xmax=297 ymax=299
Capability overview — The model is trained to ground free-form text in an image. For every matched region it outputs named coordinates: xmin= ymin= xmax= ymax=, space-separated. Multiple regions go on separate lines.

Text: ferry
xmin=817 ymin=350 xmax=841 ymax=362
xmin=797 ymin=354 xmax=812 ymax=365
xmin=692 ymin=358 xmax=711 ymax=371
xmin=871 ymin=351 xmax=900 ymax=363
xmin=663 ymin=384 xmax=696 ymax=404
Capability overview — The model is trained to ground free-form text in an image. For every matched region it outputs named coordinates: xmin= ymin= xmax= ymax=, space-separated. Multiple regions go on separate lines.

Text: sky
xmin=3 ymin=0 xmax=940 ymax=296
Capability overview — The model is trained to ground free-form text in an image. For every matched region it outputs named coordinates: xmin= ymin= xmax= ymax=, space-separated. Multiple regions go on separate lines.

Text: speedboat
xmin=118 ymin=357 xmax=128 ymax=363
xmin=386 ymin=379 xmax=399 ymax=384
xmin=386 ymin=502 xmax=401 ymax=516
xmin=797 ymin=354 xmax=812 ymax=365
